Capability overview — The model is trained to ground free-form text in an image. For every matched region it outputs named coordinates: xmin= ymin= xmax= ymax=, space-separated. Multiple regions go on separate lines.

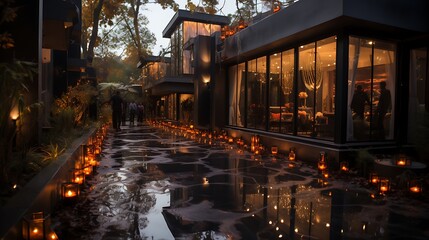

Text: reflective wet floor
xmin=52 ymin=124 xmax=429 ymax=240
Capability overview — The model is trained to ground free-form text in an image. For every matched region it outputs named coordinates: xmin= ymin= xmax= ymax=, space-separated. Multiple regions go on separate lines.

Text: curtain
xmin=347 ymin=38 xmax=360 ymax=141
xmin=228 ymin=66 xmax=237 ymax=125
xmin=237 ymin=67 xmax=244 ymax=126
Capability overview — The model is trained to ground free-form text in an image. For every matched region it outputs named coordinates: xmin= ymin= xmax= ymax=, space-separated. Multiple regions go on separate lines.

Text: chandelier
xmin=302 ymin=51 xmax=322 ymax=91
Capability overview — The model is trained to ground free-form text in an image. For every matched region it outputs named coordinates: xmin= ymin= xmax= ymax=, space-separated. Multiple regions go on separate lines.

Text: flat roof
xmin=222 ymin=0 xmax=429 ymax=63
xmin=163 ymin=9 xmax=230 ymax=38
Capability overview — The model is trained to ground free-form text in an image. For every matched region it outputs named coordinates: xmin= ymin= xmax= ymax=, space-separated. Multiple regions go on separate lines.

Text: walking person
xmin=129 ymin=101 xmax=138 ymax=126
xmin=110 ymin=91 xmax=123 ymax=131
xmin=137 ymin=103 xmax=144 ymax=125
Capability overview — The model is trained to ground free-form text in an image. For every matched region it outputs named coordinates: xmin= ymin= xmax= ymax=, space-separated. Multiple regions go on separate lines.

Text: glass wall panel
xmin=408 ymin=48 xmax=428 ymax=145
xmin=180 ymin=94 xmax=193 ymax=123
xmin=183 ymin=21 xmax=197 ymax=43
xmin=178 ymin=25 xmax=183 ymax=75
xmin=298 ymin=37 xmax=336 ymax=139
xmin=269 ymin=53 xmax=282 ymax=132
xmin=347 ymin=37 xmax=396 ymax=141
xmin=298 ymin=42 xmax=316 ymax=137
xmin=281 ymin=49 xmax=295 ymax=134
xmin=247 ymin=57 xmax=267 ymax=130
xmin=198 ymin=22 xmax=211 ymax=36
xmin=315 ymin=37 xmax=336 ymax=139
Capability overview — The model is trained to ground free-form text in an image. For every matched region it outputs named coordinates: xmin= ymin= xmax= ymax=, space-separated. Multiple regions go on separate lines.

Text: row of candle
xmin=317 ymin=151 xmax=423 ymax=196
xmin=21 ymin=125 xmax=109 ymax=239
xmin=62 ymin=124 xmax=108 ymax=201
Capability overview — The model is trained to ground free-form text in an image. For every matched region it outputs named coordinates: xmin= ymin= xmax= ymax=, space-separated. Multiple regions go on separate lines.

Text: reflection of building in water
xmin=161 ymin=152 xmax=390 ymax=239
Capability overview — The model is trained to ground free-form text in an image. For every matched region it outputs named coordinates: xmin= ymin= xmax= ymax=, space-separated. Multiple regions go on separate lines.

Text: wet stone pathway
xmin=52 ymin=124 xmax=429 ymax=240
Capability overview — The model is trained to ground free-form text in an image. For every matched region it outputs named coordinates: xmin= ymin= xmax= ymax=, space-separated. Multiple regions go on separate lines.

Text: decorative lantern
xmin=340 ymin=161 xmax=349 ymax=172
xmin=22 ymin=212 xmax=57 ymax=240
xmin=378 ymin=178 xmax=390 ymax=193
xmin=369 ymin=173 xmax=379 ymax=185
xmin=61 ymin=182 xmax=80 ymax=200
xmin=409 ymin=179 xmax=423 ymax=194
xmin=83 ymin=165 xmax=93 ymax=175
xmin=318 ymin=152 xmax=327 ymax=171
xmin=72 ymin=169 xmax=85 ymax=185
xmin=288 ymin=148 xmax=296 ymax=161
xmin=271 ymin=146 xmax=278 ymax=156
xmin=228 ymin=137 xmax=234 ymax=143
xmin=395 ymin=155 xmax=411 ymax=166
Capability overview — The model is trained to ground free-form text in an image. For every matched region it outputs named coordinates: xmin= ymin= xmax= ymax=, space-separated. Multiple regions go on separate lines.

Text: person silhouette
xmin=351 ymin=85 xmax=370 ymax=120
xmin=376 ymin=81 xmax=391 ymax=139
xmin=110 ymin=91 xmax=123 ymax=131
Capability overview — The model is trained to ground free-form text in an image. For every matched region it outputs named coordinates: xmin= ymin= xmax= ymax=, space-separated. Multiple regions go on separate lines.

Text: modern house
xmin=1 ymin=0 xmax=84 ymax=146
xmin=142 ymin=0 xmax=428 ymax=163
xmin=138 ymin=10 xmax=230 ymax=127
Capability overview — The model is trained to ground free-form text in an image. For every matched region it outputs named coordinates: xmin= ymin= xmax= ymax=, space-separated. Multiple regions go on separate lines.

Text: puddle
xmin=52 ymin=124 xmax=429 ymax=240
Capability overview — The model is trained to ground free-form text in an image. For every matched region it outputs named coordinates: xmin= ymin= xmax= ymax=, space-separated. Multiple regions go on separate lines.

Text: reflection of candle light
xmin=50 ymin=233 xmax=58 ymax=239
xmin=410 ymin=186 xmax=421 ymax=193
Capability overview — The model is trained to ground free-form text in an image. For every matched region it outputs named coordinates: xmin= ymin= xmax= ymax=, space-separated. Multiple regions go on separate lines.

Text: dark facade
xmin=142 ymin=0 xmax=428 ymax=163
xmin=139 ymin=10 xmax=229 ymax=127
xmin=1 ymin=0 xmax=83 ymax=146
xmin=219 ymin=0 xmax=429 ymax=162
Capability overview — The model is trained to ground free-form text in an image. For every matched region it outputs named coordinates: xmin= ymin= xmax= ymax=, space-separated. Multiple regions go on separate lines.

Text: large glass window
xmin=247 ymin=57 xmax=267 ymax=130
xmin=408 ymin=48 xmax=428 ymax=145
xmin=269 ymin=49 xmax=295 ymax=134
xmin=298 ymin=37 xmax=336 ymax=139
xmin=228 ymin=63 xmax=245 ymax=127
xmin=347 ymin=37 xmax=396 ymax=141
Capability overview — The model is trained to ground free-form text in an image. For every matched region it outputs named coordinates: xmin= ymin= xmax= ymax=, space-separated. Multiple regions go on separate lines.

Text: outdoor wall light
xmin=202 ymin=75 xmax=211 ymax=85
xmin=22 ymin=212 xmax=57 ymax=240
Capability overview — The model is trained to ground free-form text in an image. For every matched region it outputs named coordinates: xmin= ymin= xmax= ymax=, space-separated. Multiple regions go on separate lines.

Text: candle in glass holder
xmin=288 ymin=148 xmax=296 ymax=161
xmin=379 ymin=178 xmax=390 ymax=193
xmin=370 ymin=173 xmax=379 ymax=185
xmin=271 ymin=146 xmax=278 ymax=156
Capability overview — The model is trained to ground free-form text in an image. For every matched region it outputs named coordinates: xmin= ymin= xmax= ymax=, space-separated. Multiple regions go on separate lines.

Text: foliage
xmin=52 ymin=81 xmax=98 ymax=128
xmin=40 ymin=143 xmax=66 ymax=163
xmin=0 ymin=60 xmax=37 ymax=185
xmin=0 ymin=0 xmax=17 ymax=49
xmin=82 ymin=0 xmax=178 ymax=63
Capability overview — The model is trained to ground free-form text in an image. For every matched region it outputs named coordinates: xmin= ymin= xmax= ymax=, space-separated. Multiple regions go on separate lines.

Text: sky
xmin=142 ymin=0 xmax=238 ymax=55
